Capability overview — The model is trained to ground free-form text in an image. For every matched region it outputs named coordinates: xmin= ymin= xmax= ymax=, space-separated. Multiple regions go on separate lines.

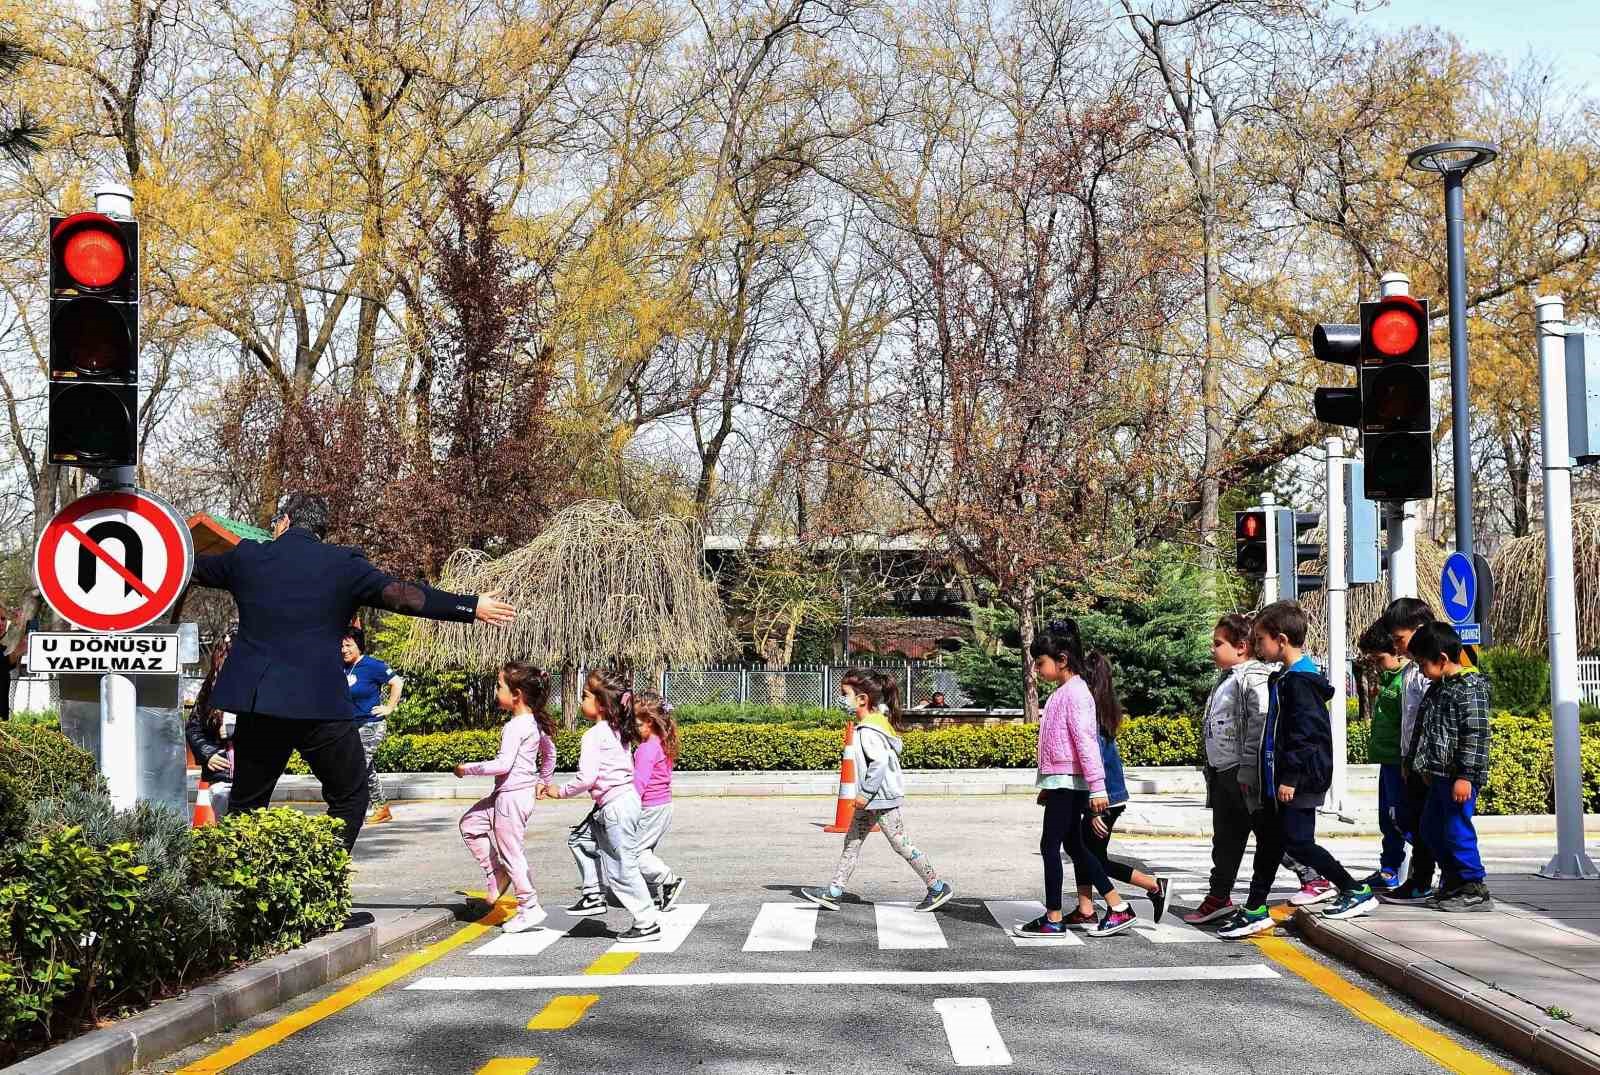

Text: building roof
xmin=188 ymin=512 xmax=272 ymax=558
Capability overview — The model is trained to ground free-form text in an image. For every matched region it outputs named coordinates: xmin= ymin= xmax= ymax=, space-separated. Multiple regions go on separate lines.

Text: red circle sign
xmin=34 ymin=490 xmax=194 ymax=632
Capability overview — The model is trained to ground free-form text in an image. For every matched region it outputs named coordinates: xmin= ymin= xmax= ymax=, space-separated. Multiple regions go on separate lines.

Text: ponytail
xmin=840 ymin=668 xmax=902 ymax=731
xmin=1082 ymin=651 xmax=1123 ymax=740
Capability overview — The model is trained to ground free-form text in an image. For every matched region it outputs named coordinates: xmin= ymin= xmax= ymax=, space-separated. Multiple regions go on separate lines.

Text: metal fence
xmin=548 ymin=661 xmax=967 ymax=712
xmin=1578 ymin=656 xmax=1600 ymax=707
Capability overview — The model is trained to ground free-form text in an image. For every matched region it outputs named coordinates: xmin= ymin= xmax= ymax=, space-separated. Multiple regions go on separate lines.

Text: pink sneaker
xmin=1289 ymin=879 xmax=1337 ymax=907
xmin=1182 ymin=895 xmax=1235 ymax=925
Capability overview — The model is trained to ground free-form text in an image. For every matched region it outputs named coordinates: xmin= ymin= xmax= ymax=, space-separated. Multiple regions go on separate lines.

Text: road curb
xmin=1295 ymin=908 xmax=1600 ymax=1075
xmin=1 ymin=907 xmax=457 ymax=1075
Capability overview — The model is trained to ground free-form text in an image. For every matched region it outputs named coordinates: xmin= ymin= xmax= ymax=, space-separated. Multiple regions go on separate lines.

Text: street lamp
xmin=1406 ymin=139 xmax=1499 ymax=635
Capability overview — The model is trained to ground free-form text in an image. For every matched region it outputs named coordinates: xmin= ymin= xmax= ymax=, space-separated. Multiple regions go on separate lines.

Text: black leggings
xmin=1042 ymin=789 xmax=1113 ymax=910
xmin=1075 ymin=804 xmax=1139 ymax=889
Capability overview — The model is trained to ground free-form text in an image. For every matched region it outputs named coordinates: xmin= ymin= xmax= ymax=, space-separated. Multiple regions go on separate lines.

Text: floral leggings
xmin=830 ymin=806 xmax=941 ymax=889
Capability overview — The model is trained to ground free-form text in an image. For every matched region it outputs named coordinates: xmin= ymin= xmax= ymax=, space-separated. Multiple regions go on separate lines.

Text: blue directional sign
xmin=1458 ymin=623 xmax=1482 ymax=646
xmin=1441 ymin=552 xmax=1477 ymax=626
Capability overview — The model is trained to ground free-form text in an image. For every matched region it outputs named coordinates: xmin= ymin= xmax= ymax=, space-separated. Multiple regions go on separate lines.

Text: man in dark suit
xmin=188 ymin=492 xmax=515 ymax=849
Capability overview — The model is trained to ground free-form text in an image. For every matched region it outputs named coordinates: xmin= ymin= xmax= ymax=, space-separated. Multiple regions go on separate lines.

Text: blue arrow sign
xmin=1441 ymin=552 xmax=1477 ymax=626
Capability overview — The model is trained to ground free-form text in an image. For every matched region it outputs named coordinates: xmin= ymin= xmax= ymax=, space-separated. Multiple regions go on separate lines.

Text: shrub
xmin=1476 ymin=647 xmax=1550 ymax=717
xmin=1115 ymin=716 xmax=1201 ymax=768
xmin=0 ymin=724 xmax=103 ymax=804
xmin=673 ymin=704 xmax=844 ymax=728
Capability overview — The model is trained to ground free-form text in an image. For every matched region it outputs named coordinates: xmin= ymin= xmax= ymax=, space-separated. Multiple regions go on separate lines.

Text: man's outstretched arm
xmin=349 ymin=558 xmax=514 ymax=626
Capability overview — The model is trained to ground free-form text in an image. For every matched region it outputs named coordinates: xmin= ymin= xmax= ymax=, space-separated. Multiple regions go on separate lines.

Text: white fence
xmin=1578 ymin=656 xmax=1600 ymax=707
xmin=545 ymin=662 xmax=967 ymax=712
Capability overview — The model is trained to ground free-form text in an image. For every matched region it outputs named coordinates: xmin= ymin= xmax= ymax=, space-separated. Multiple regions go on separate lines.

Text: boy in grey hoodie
xmin=801 ymin=670 xmax=952 ymax=913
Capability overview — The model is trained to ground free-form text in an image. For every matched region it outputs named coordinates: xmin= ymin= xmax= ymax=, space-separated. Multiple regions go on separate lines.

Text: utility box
xmin=1566 ymin=332 xmax=1600 ymax=464
xmin=1345 ymin=462 xmax=1381 ymax=584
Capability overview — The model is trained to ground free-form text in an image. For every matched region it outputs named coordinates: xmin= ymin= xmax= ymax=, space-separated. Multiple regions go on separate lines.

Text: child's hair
xmin=632 ymin=690 xmax=679 ymax=760
xmin=1253 ymin=601 xmax=1308 ymax=648
xmin=1407 ymin=621 xmax=1464 ymax=665
xmin=585 ymin=667 xmax=638 ymax=747
xmin=1382 ymin=597 xmax=1436 ymax=633
xmin=840 ymin=668 xmax=902 ymax=729
xmin=1214 ymin=613 xmax=1252 ymax=649
xmin=1357 ymin=620 xmax=1396 ymax=656
xmin=502 ymin=660 xmax=555 ymax=737
xmin=1030 ymin=619 xmax=1123 ymax=739
xmin=193 ymin=633 xmax=234 ymax=737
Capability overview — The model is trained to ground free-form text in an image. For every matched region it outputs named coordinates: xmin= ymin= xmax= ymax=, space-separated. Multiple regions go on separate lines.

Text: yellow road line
xmin=584 ymin=951 xmax=638 ymax=975
xmin=1253 ymin=935 xmax=1514 ymax=1075
xmin=527 ymin=993 xmax=600 ymax=1030
xmin=474 ymin=1059 xmax=540 ymax=1075
xmin=176 ymin=903 xmax=513 ymax=1074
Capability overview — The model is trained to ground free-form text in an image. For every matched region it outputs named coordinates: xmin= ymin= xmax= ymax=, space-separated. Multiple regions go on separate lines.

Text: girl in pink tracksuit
xmin=542 ymin=668 xmax=661 ymax=942
xmin=1013 ymin=620 xmax=1138 ymax=941
xmin=631 ymin=691 xmax=684 ymax=911
xmin=454 ymin=662 xmax=556 ymax=934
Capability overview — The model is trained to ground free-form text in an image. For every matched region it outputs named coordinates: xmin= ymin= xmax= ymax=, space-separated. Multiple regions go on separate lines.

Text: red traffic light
xmin=1371 ymin=308 xmax=1419 ymax=356
xmin=51 ymin=213 xmax=133 ymax=292
xmin=1236 ymin=511 xmax=1264 ymax=540
xmin=1364 ymin=294 xmax=1425 ymax=361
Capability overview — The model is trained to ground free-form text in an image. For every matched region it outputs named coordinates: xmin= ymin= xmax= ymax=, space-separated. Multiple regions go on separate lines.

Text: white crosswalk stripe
xmin=743 ymin=902 xmax=820 ymax=952
xmin=982 ymin=900 xmax=1084 ymax=946
xmin=472 ymin=906 xmax=582 ymax=957
xmin=875 ymin=901 xmax=948 ymax=950
xmin=935 ymin=997 xmax=1013 ymax=1066
xmin=612 ymin=903 xmax=708 ymax=953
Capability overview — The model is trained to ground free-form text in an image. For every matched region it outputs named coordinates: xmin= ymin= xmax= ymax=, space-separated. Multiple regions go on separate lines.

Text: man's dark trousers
xmin=230 ymin=714 xmax=370 ymax=851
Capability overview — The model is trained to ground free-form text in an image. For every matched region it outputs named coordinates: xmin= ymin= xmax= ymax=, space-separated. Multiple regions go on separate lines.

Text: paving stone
xmin=121 ymin=995 xmax=217 ymax=1067
xmin=1354 ymin=919 xmax=1479 ymax=944
xmin=1403 ymin=960 xmax=1485 ymax=1024
xmin=0 ymin=1029 xmax=135 ymax=1075
xmin=189 ymin=960 xmax=282 ymax=1027
xmin=1535 ymin=1021 xmax=1600 ymax=1075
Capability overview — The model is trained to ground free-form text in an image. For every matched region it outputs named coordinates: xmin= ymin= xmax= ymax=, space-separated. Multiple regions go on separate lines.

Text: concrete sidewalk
xmin=1299 ymin=872 xmax=1600 ymax=1074
xmin=221 ymin=765 xmax=1570 ymax=836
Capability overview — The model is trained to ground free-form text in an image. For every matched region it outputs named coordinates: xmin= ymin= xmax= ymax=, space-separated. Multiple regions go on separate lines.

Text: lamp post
xmin=1406 ymin=139 xmax=1499 ymax=633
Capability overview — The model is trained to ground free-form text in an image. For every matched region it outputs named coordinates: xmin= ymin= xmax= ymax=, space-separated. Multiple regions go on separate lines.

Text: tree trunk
xmin=561 ymin=661 xmax=580 ymax=730
xmin=1198 ymin=204 xmax=1224 ymax=577
xmin=1019 ymin=576 xmax=1039 ymax=723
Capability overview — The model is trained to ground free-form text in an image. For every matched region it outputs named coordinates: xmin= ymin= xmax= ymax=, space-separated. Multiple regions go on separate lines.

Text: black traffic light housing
xmin=1235 ymin=510 xmax=1268 ymax=578
xmin=1277 ymin=509 xmax=1322 ymax=599
xmin=1360 ymin=295 xmax=1431 ymax=501
xmin=47 ymin=212 xmax=139 ymax=468
xmin=1312 ymin=322 xmax=1362 ymax=429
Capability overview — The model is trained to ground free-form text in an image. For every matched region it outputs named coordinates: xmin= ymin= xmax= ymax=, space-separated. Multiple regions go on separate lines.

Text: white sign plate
xmin=28 ymin=631 xmax=180 ymax=675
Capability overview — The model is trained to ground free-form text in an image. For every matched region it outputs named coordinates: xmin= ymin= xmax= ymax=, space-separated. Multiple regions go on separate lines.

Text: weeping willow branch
xmin=1489 ymin=503 xmax=1600 ymax=652
xmin=398 ymin=500 xmax=735 ymax=671
xmin=1296 ymin=540 xmax=1450 ymax=655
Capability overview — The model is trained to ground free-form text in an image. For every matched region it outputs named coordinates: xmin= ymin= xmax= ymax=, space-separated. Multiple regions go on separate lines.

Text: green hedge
xmin=1 ymin=803 xmax=348 ymax=1064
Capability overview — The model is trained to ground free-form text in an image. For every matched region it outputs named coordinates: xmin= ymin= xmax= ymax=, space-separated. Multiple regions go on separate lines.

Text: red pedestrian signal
xmin=1235 ymin=510 xmax=1268 ymax=577
xmin=1360 ymin=295 xmax=1432 ymax=500
xmin=47 ymin=211 xmax=139 ymax=467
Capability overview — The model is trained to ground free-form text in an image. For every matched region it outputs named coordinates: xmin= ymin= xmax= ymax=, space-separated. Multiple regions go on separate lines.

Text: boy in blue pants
xmin=1405 ymin=622 xmax=1494 ymax=911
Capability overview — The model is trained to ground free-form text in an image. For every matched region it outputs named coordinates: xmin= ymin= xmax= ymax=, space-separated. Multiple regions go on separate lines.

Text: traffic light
xmin=48 ymin=211 xmax=139 ymax=468
xmin=1235 ymin=509 xmax=1268 ymax=577
xmin=1276 ymin=509 xmax=1322 ymax=600
xmin=1360 ymin=294 xmax=1431 ymax=501
xmin=1312 ymin=321 xmax=1361 ymax=429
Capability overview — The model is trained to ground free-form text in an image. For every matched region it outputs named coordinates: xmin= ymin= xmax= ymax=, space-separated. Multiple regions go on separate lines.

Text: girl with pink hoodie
xmin=453 ymin=662 xmax=557 ymax=934
xmin=1012 ymin=620 xmax=1138 ymax=941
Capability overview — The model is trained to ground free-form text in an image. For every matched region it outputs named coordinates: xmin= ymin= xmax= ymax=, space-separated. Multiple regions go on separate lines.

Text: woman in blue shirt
xmin=342 ymin=628 xmax=404 ymax=826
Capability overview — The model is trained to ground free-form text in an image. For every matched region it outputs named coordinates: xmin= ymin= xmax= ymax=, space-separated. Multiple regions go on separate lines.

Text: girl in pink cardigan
xmin=1012 ymin=620 xmax=1138 ymax=941
xmin=453 ymin=662 xmax=557 ymax=934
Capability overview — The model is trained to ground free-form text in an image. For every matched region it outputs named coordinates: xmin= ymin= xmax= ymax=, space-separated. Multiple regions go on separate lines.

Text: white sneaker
xmin=502 ymin=904 xmax=549 ymax=933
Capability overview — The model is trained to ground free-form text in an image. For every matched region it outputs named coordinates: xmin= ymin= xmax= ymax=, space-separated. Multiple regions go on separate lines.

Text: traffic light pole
xmin=1261 ymin=492 xmax=1278 ymax=600
xmin=1533 ymin=294 xmax=1598 ymax=879
xmin=1444 ymin=172 xmax=1477 ymax=582
xmin=1325 ymin=437 xmax=1348 ymax=812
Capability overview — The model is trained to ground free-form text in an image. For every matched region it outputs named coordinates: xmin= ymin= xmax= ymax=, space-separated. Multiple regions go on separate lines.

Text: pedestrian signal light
xmin=1234 ymin=510 xmax=1269 ymax=578
xmin=47 ymin=212 xmax=139 ymax=467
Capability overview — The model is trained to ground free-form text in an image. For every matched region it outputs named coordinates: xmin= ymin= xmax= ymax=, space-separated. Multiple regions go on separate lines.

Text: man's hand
xmin=474 ymin=590 xmax=516 ymax=627
xmin=1453 ymin=778 xmax=1472 ymax=805
xmin=1277 ymin=784 xmax=1296 ymax=804
xmin=206 ymin=753 xmax=232 ymax=776
xmin=452 ymin=765 xmax=466 ymax=778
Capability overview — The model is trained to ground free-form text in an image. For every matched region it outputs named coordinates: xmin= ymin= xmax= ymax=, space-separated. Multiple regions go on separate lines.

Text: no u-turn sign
xmin=34 ymin=490 xmax=194 ymax=632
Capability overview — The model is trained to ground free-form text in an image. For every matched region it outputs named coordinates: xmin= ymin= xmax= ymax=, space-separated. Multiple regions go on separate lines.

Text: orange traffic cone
xmin=192 ymin=776 xmax=217 ymax=827
xmin=824 ymin=723 xmax=875 ymax=833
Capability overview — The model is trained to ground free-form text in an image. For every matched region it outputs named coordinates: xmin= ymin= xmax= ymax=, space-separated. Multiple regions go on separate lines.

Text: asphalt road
xmin=144 ymin=797 xmax=1554 ymax=1075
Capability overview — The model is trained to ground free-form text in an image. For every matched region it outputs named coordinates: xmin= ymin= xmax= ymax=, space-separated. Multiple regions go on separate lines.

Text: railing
xmin=553 ymin=661 xmax=968 ymax=711
xmin=1577 ymin=656 xmax=1600 ymax=707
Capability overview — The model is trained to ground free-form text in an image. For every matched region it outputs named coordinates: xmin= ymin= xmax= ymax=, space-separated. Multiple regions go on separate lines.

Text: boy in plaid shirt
xmin=1405 ymin=622 xmax=1494 ymax=911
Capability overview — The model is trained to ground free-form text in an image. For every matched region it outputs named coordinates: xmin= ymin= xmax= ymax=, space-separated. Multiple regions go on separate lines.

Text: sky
xmin=1361 ymin=0 xmax=1600 ymax=93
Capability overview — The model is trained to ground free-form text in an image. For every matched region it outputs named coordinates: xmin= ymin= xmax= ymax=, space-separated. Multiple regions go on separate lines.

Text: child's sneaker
xmin=1216 ymin=905 xmax=1275 ymax=939
xmin=501 ymin=904 xmax=549 ymax=934
xmin=658 ymin=878 xmax=686 ymax=912
xmin=1321 ymin=885 xmax=1377 ymax=920
xmin=617 ymin=922 xmax=661 ymax=942
xmin=1149 ymin=877 xmax=1170 ymax=924
xmin=1062 ymin=907 xmax=1099 ymax=928
xmin=565 ymin=893 xmax=607 ymax=917
xmin=1362 ymin=868 xmax=1401 ymax=892
xmin=1289 ymin=879 xmax=1338 ymax=907
xmin=1182 ymin=895 xmax=1235 ymax=925
xmin=1012 ymin=914 xmax=1076 ymax=941
xmin=915 ymin=881 xmax=954 ymax=912
xmin=1377 ymin=880 xmax=1435 ymax=905
xmin=799 ymin=885 xmax=842 ymax=911
xmin=1434 ymin=883 xmax=1495 ymax=913
xmin=1088 ymin=905 xmax=1138 ymax=937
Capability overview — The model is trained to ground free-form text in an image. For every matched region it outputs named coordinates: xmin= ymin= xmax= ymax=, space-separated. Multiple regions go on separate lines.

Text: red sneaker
xmin=1182 ymin=895 xmax=1235 ymax=925
xmin=1062 ymin=907 xmax=1098 ymax=928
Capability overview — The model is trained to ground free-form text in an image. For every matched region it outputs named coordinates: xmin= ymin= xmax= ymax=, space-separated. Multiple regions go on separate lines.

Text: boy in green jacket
xmin=1357 ymin=621 xmax=1411 ymax=891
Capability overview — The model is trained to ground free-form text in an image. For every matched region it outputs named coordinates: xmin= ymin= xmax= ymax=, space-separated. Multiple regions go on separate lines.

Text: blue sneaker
xmin=915 ymin=882 xmax=954 ymax=912
xmin=1217 ymin=905 xmax=1275 ymax=939
xmin=1362 ymin=868 xmax=1401 ymax=892
xmin=799 ymin=886 xmax=841 ymax=911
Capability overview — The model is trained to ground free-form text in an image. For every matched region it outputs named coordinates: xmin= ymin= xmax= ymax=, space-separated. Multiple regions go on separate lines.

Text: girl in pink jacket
xmin=1013 ymin=620 xmax=1138 ymax=941
xmin=453 ymin=662 xmax=556 ymax=934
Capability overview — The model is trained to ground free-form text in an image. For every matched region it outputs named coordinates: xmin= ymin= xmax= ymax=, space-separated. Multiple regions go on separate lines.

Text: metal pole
xmin=99 ymin=673 xmax=139 ymax=811
xmin=1444 ymin=172 xmax=1477 ymax=571
xmin=1378 ymin=272 xmax=1419 ymax=602
xmin=1534 ymin=295 xmax=1598 ymax=879
xmin=1325 ymin=438 xmax=1348 ymax=811
xmin=1261 ymin=492 xmax=1278 ymax=603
